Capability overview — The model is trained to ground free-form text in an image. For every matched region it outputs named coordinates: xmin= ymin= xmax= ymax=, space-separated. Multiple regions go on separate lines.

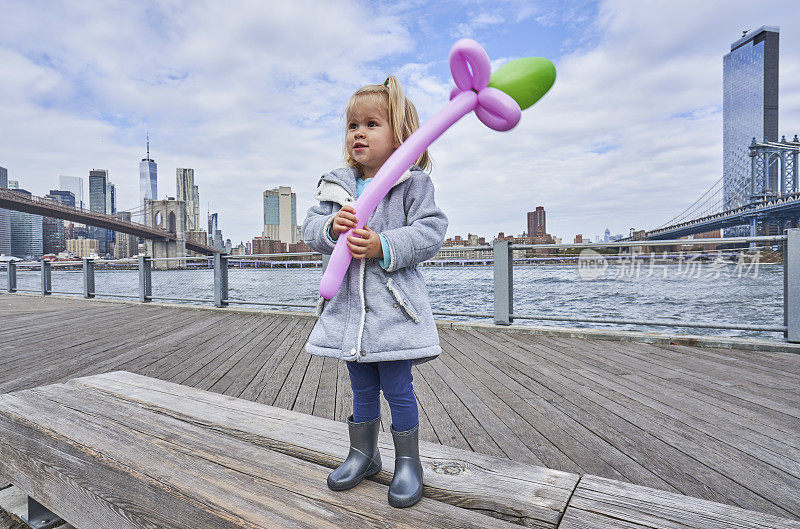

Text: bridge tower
xmin=748 ymin=136 xmax=800 ymax=236
xmin=145 ymin=198 xmax=188 ymax=269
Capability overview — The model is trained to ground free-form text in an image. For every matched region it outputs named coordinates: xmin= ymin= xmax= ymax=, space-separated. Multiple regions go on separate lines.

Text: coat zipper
xmin=355 ymin=257 xmax=366 ymax=358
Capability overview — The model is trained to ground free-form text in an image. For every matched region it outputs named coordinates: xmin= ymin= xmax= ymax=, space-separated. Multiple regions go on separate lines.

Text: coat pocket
xmin=386 ymin=278 xmax=420 ymax=323
xmin=315 ymin=296 xmax=326 ymax=316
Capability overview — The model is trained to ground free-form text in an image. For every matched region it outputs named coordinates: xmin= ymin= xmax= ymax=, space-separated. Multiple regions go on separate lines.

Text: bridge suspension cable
xmin=655 ymin=177 xmax=723 ymax=229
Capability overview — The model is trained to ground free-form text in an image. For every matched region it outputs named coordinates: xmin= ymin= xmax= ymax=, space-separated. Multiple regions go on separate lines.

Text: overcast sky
xmin=1 ymin=0 xmax=799 ymax=244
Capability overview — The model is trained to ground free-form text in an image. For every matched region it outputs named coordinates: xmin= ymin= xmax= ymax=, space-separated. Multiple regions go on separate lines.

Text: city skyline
xmin=1 ymin=2 xmax=799 ymax=245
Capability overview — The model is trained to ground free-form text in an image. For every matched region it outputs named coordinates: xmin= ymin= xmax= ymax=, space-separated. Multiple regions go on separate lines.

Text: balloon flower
xmin=319 ymin=38 xmax=556 ymax=299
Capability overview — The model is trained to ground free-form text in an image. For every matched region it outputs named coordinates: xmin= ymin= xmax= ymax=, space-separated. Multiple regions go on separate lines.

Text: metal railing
xmin=4 ymin=230 xmax=798 ymax=342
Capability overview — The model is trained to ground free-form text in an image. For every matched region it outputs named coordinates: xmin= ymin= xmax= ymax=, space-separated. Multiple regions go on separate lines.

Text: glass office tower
xmin=722 ymin=26 xmax=779 ymax=218
xmin=140 ymin=136 xmax=157 ymax=214
xmin=59 ymin=175 xmax=85 ymax=209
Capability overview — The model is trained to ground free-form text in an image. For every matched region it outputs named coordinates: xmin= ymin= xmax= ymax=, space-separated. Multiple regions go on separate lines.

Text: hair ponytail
xmin=344 ymin=75 xmax=431 ymax=172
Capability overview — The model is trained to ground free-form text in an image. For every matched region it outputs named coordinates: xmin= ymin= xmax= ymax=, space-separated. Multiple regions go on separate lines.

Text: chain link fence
xmin=93 ymin=259 xmax=141 ymax=299
xmin=13 ymin=262 xmax=41 ymax=293
xmin=49 ymin=260 xmax=85 ymax=296
xmin=511 ymin=242 xmax=784 ymax=338
xmin=2 ymin=232 xmax=795 ymax=342
xmin=226 ymin=253 xmax=321 ymax=311
xmin=150 ymin=256 xmax=215 ymax=304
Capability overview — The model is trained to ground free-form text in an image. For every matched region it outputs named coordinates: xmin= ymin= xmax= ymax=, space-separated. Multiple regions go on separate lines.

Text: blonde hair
xmin=343 ymin=75 xmax=431 ymax=172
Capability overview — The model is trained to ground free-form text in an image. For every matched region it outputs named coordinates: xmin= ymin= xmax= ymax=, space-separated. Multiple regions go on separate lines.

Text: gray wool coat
xmin=301 ymin=165 xmax=448 ymax=365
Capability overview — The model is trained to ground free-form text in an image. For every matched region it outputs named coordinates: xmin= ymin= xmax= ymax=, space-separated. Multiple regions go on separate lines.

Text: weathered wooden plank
xmin=0 ymin=308 xmax=194 ymax=394
xmin=439 ymin=330 xmax=585 ymax=474
xmin=483 ymin=330 xmax=800 ymax=518
xmin=538 ymin=335 xmax=800 ymax=481
xmin=71 ymin=370 xmax=579 ymax=528
xmin=256 ymin=319 xmax=316 ymax=406
xmin=411 ymin=369 xmax=440 ymax=445
xmin=410 ymin=362 xmax=471 ymax=450
xmin=139 ymin=312 xmax=246 ymax=378
xmin=225 ymin=316 xmax=299 ymax=398
xmin=74 ymin=310 xmax=213 ymax=377
xmin=208 ymin=315 xmax=289 ymax=396
xmin=0 ymin=305 xmax=165 ymax=374
xmin=456 ymin=330 xmax=658 ymax=484
xmin=335 ymin=356 xmax=352 ymax=424
xmin=2 ymin=306 xmax=191 ymax=375
xmin=578 ymin=337 xmax=800 ymax=421
xmin=273 ymin=340 xmax=314 ymax=410
xmin=552 ymin=335 xmax=800 ymax=442
xmin=469 ymin=331 xmax=730 ymax=489
xmin=2 ymin=294 xmax=799 ymax=524
xmin=293 ymin=353 xmax=324 ymax=415
xmin=236 ymin=318 xmax=305 ymax=401
xmin=436 ymin=332 xmax=544 ymax=465
xmin=179 ymin=314 xmax=275 ymax=389
xmin=539 ymin=335 xmax=800 ymax=473
xmin=313 ymin=357 xmax=338 ymax=421
xmin=416 ymin=359 xmax=506 ymax=458
xmin=0 ymin=304 xmax=113 ymax=345
xmin=193 ymin=315 xmax=289 ymax=392
xmin=0 ymin=384 xmax=520 ymax=529
xmin=559 ymin=474 xmax=800 ymax=529
xmin=166 ymin=314 xmax=263 ymax=384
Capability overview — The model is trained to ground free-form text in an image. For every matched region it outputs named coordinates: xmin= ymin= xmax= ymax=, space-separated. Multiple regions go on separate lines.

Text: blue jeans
xmin=347 ymin=359 xmax=419 ymax=432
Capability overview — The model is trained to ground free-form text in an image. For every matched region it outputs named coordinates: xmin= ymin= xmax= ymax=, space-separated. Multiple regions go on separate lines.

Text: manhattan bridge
xmin=647 ymin=135 xmax=800 ymax=240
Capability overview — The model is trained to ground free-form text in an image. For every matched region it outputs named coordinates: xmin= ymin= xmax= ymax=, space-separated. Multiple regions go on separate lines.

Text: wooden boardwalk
xmin=1 ymin=294 xmax=798 ymax=522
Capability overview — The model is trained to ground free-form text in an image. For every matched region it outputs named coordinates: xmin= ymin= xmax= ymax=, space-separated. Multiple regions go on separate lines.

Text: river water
xmin=4 ymin=262 xmax=783 ymax=339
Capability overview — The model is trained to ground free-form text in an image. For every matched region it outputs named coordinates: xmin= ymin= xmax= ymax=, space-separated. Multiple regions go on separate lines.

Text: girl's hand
xmin=348 ymin=227 xmax=383 ymax=259
xmin=331 ymin=206 xmax=358 ymax=240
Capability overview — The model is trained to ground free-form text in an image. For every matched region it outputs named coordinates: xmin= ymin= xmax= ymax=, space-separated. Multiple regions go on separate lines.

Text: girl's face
xmin=346 ymin=100 xmax=400 ymax=179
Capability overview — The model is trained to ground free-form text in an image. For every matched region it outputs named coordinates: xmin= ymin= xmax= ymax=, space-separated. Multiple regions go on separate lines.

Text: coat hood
xmin=315 ymin=165 xmax=417 ymax=206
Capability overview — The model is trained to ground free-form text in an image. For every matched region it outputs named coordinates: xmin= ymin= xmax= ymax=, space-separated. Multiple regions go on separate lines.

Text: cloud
xmin=1 ymin=0 xmax=799 ymax=247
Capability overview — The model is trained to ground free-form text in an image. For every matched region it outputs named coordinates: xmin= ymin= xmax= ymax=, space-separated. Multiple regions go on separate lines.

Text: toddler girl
xmin=301 ymin=76 xmax=448 ymax=508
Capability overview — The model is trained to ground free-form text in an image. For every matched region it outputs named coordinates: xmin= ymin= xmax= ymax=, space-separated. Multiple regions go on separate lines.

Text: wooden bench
xmin=0 ymin=371 xmax=797 ymax=529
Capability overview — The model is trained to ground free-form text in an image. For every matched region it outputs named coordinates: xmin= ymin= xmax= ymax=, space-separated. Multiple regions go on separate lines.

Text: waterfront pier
xmin=0 ymin=293 xmax=798 ymax=528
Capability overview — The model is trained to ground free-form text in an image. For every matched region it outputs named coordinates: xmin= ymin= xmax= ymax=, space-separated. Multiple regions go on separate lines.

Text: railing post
xmin=785 ymin=228 xmax=800 ymax=342
xmin=139 ymin=255 xmax=152 ymax=303
xmin=40 ymin=259 xmax=51 ymax=296
xmin=214 ymin=253 xmax=229 ymax=307
xmin=83 ymin=258 xmax=95 ymax=299
xmin=7 ymin=261 xmax=16 ymax=293
xmin=322 ymin=253 xmax=330 ymax=273
xmin=493 ymin=240 xmax=513 ymax=325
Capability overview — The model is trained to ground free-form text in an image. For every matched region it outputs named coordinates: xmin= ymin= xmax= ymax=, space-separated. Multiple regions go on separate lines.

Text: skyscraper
xmin=89 ymin=169 xmax=108 ymax=214
xmin=723 ymin=26 xmax=779 ymax=214
xmin=140 ymin=134 xmax=158 ymax=212
xmin=42 ymin=190 xmax=75 ymax=255
xmin=527 ymin=206 xmax=546 ymax=237
xmin=9 ymin=188 xmax=43 ymax=259
xmin=59 ymin=175 xmax=85 ymax=209
xmin=208 ymin=212 xmax=223 ymax=249
xmin=0 ymin=166 xmax=10 ymax=256
xmin=107 ymin=182 xmax=116 ymax=214
xmin=88 ymin=169 xmax=109 ymax=254
xmin=176 ymin=168 xmax=200 ymax=230
xmin=48 ymin=190 xmax=76 ymax=207
xmin=263 ymin=186 xmax=297 ymax=243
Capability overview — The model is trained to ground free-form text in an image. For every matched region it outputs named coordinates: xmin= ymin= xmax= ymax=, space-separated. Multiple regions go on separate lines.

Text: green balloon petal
xmin=488 ymin=57 xmax=556 ymax=111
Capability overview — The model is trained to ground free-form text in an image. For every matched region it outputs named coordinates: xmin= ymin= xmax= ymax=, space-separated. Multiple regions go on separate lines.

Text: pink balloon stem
xmin=355 ymin=90 xmax=477 ymax=217
xmin=319 ymin=90 xmax=478 ymax=298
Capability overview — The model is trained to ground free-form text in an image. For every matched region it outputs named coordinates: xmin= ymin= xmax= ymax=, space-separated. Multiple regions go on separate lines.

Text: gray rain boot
xmin=388 ymin=422 xmax=424 ymax=508
xmin=327 ymin=415 xmax=382 ymax=491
